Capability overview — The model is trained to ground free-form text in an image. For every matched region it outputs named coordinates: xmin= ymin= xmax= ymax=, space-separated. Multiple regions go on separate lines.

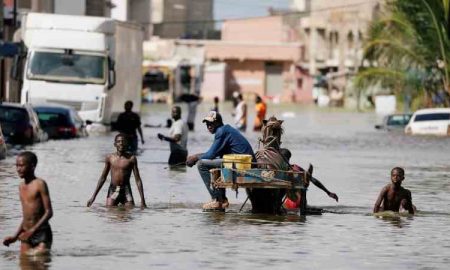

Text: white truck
xmin=17 ymin=12 xmax=143 ymax=124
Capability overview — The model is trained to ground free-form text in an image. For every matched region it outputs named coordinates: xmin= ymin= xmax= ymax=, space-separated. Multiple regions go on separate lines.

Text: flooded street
xmin=1 ymin=103 xmax=450 ymax=270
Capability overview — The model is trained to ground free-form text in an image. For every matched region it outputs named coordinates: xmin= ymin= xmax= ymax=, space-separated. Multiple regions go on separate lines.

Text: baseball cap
xmin=202 ymin=111 xmax=222 ymax=123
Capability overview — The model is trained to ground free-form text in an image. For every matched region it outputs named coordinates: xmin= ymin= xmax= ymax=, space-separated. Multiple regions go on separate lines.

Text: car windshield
xmin=0 ymin=107 xmax=28 ymax=123
xmin=414 ymin=113 xmax=450 ymax=122
xmin=28 ymin=51 xmax=106 ymax=84
xmin=36 ymin=111 xmax=70 ymax=127
xmin=387 ymin=115 xmax=410 ymax=126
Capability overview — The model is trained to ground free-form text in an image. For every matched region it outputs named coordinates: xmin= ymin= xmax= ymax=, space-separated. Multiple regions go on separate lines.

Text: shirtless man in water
xmin=87 ymin=134 xmax=146 ymax=208
xmin=3 ymin=151 xmax=53 ymax=255
xmin=373 ymin=167 xmax=415 ymax=215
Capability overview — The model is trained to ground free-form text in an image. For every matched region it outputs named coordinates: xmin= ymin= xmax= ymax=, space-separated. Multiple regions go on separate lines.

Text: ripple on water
xmin=1 ymin=105 xmax=450 ymax=270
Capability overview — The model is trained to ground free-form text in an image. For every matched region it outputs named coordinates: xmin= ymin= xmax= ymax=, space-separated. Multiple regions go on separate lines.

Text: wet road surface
xmin=1 ymin=103 xmax=450 ymax=269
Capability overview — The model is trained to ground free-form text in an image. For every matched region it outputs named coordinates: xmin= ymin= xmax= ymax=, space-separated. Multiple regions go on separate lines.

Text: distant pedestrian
xmin=373 ymin=167 xmax=415 ymax=215
xmin=157 ymin=106 xmax=189 ymax=165
xmin=232 ymin=91 xmax=240 ymax=109
xmin=87 ymin=134 xmax=146 ymax=208
xmin=3 ymin=151 xmax=53 ymax=256
xmin=212 ymin=96 xmax=219 ymax=113
xmin=253 ymin=95 xmax=267 ymax=131
xmin=234 ymin=94 xmax=247 ymax=132
xmin=116 ymin=101 xmax=144 ymax=153
xmin=186 ymin=98 xmax=199 ymax=131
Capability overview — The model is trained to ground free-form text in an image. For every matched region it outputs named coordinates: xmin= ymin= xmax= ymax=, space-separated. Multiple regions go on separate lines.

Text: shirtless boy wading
xmin=373 ymin=167 xmax=415 ymax=214
xmin=87 ymin=134 xmax=147 ymax=208
xmin=3 ymin=152 xmax=53 ymax=255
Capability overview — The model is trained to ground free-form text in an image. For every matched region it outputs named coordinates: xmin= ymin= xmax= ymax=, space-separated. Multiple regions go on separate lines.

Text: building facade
xmin=151 ymin=0 xmax=213 ymax=39
xmin=290 ymin=0 xmax=382 ymax=105
xmin=206 ymin=16 xmax=306 ymax=103
xmin=111 ymin=0 xmax=152 ymax=39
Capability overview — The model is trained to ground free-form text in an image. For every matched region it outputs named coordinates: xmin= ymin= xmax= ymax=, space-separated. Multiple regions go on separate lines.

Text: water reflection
xmin=1 ymin=104 xmax=450 ymax=269
xmin=19 ymin=255 xmax=51 ymax=270
xmin=374 ymin=215 xmax=413 ymax=228
xmin=90 ymin=206 xmax=137 ymax=223
xmin=372 ymin=210 xmax=417 ymax=229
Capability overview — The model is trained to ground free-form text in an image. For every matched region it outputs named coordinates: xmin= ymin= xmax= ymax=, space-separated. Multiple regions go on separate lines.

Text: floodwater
xmin=1 ymin=103 xmax=450 ymax=270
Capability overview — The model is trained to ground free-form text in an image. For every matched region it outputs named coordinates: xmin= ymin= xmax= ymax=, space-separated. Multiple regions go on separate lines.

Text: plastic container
xmin=223 ymin=154 xmax=252 ymax=170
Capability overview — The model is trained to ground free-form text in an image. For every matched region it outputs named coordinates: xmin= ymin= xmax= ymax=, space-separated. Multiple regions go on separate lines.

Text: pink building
xmin=205 ymin=16 xmax=313 ymax=103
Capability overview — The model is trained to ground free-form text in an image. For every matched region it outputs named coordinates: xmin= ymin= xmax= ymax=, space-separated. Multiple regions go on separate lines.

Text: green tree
xmin=355 ymin=0 xmax=450 ymax=108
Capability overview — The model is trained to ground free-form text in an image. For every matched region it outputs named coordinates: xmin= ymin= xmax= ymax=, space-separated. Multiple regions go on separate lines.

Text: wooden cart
xmin=210 ymin=163 xmax=309 ymax=215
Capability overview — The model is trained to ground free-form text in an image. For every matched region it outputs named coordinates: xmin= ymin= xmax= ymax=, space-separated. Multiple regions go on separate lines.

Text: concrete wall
xmin=55 ymin=0 xmax=85 ymax=15
xmin=222 ymin=16 xmax=285 ymax=42
xmin=310 ymin=0 xmax=377 ymax=19
xmin=187 ymin=0 xmax=213 ymax=37
xmin=226 ymin=60 xmax=265 ymax=98
xmin=152 ymin=0 xmax=213 ymax=39
xmin=292 ymin=0 xmax=382 ymax=106
xmin=54 ymin=0 xmax=108 ymax=16
xmin=129 ymin=0 xmax=152 ymax=39
xmin=201 ymin=62 xmax=226 ymax=101
xmin=295 ymin=67 xmax=313 ymax=103
xmin=86 ymin=0 xmax=106 ymax=17
xmin=224 ymin=60 xmax=301 ymax=102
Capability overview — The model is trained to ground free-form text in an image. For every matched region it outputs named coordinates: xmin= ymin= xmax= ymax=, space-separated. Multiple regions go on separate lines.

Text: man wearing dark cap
xmin=186 ymin=111 xmax=255 ymax=210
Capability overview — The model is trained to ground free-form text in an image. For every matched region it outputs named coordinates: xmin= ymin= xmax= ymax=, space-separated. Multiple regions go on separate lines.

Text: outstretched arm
xmin=158 ymin=133 xmax=181 ymax=143
xmin=373 ymin=186 xmax=387 ymax=213
xmin=19 ymin=180 xmax=53 ymax=241
xmin=87 ymin=157 xmax=111 ymax=207
xmin=132 ymin=157 xmax=146 ymax=208
xmin=311 ymin=178 xmax=338 ymax=202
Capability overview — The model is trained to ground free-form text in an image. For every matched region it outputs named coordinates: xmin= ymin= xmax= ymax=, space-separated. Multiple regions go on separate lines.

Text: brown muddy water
xmin=1 ymin=103 xmax=450 ymax=270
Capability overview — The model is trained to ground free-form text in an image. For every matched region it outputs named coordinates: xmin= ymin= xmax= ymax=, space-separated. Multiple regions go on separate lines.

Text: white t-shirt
xmin=235 ymin=100 xmax=246 ymax=126
xmin=169 ymin=119 xmax=188 ymax=149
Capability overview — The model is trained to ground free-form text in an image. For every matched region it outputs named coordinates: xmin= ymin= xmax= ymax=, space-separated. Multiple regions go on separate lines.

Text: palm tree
xmin=355 ymin=0 xmax=450 ymax=108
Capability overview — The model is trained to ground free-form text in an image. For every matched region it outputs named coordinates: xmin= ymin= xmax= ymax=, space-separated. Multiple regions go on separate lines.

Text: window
xmin=0 ymin=107 xmax=28 ymax=122
xmin=28 ymin=51 xmax=106 ymax=84
xmin=36 ymin=112 xmax=70 ymax=127
xmin=414 ymin=113 xmax=450 ymax=122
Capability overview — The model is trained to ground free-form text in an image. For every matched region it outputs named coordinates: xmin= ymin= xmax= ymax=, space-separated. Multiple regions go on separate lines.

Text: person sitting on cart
xmin=186 ymin=111 xmax=255 ymax=211
xmin=280 ymin=148 xmax=338 ymax=209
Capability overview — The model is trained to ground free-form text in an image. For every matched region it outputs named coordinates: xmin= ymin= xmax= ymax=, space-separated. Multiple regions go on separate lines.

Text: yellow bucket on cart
xmin=223 ymin=154 xmax=252 ymax=170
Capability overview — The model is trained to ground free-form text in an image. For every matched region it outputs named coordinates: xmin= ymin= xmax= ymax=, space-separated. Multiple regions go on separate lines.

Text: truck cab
xmin=16 ymin=13 xmax=142 ymax=125
xmin=22 ymin=48 xmax=114 ymax=123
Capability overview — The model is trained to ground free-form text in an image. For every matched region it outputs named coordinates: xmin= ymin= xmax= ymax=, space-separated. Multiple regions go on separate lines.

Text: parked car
xmin=405 ymin=108 xmax=450 ymax=136
xmin=375 ymin=113 xmax=412 ymax=131
xmin=33 ymin=104 xmax=88 ymax=139
xmin=0 ymin=124 xmax=6 ymax=160
xmin=0 ymin=102 xmax=48 ymax=145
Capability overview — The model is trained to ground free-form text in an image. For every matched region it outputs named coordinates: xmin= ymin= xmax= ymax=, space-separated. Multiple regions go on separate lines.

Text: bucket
xmin=223 ymin=154 xmax=252 ymax=170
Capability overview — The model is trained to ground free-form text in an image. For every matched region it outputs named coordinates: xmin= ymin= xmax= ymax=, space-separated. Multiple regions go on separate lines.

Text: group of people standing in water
xmin=2 ymin=99 xmax=415 ymax=256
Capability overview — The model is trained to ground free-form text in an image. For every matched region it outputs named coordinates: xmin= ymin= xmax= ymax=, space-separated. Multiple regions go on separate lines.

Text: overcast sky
xmin=214 ymin=0 xmax=289 ymax=21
